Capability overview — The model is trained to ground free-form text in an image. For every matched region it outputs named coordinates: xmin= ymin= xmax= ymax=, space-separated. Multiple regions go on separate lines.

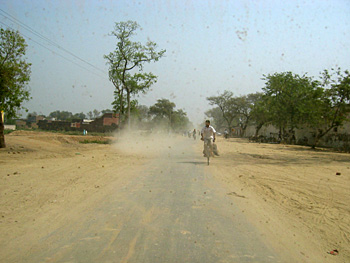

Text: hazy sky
xmin=1 ymin=0 xmax=349 ymax=125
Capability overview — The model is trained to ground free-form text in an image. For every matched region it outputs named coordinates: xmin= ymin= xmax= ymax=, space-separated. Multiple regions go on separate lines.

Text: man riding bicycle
xmin=201 ymin=120 xmax=216 ymax=157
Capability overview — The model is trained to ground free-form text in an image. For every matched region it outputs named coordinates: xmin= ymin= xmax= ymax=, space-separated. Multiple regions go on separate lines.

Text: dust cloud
xmin=112 ymin=125 xmax=189 ymax=157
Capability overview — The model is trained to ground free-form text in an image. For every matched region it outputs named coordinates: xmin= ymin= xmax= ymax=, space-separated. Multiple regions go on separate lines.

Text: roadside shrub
xmin=4 ymin=130 xmax=14 ymax=135
xmin=79 ymin=139 xmax=112 ymax=144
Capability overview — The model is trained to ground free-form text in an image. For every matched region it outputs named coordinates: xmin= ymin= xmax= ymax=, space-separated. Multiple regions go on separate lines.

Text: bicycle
xmin=203 ymin=138 xmax=213 ymax=165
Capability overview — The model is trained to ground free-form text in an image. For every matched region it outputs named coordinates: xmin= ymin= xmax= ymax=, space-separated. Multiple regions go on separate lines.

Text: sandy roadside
xmin=0 ymin=131 xmax=148 ymax=258
xmin=203 ymin=137 xmax=350 ymax=262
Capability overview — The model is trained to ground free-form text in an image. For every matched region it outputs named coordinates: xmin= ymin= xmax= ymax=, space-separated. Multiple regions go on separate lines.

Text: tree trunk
xmin=119 ymin=89 xmax=124 ymax=114
xmin=0 ymin=112 xmax=6 ymax=148
xmin=228 ymin=126 xmax=233 ymax=136
xmin=288 ymin=128 xmax=296 ymax=144
xmin=255 ymin=123 xmax=263 ymax=137
xmin=241 ymin=116 xmax=251 ymax=138
xmin=311 ymin=140 xmax=318 ymax=149
xmin=278 ymin=127 xmax=282 ymax=143
xmin=241 ymin=126 xmax=246 ymax=137
xmin=241 ymin=121 xmax=248 ymax=137
xmin=311 ymin=124 xmax=338 ymax=149
xmin=311 ymin=132 xmax=323 ymax=149
xmin=127 ymin=90 xmax=131 ymax=129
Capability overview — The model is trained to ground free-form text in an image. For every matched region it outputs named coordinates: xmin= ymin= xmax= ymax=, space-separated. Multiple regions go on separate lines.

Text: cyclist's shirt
xmin=201 ymin=125 xmax=216 ymax=139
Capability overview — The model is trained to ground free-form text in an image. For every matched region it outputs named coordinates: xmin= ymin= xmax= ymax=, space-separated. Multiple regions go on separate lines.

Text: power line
xmin=0 ymin=21 xmax=108 ymax=80
xmin=0 ymin=9 xmax=107 ymax=75
xmin=0 ymin=9 xmax=106 ymax=74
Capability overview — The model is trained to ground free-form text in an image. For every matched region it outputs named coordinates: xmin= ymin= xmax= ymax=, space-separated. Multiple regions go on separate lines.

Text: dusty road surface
xmin=0 ymin=131 xmax=349 ymax=262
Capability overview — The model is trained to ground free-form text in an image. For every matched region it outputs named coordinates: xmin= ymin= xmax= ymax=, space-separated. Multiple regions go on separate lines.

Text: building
xmin=15 ymin=119 xmax=27 ymax=128
xmin=27 ymin=115 xmax=45 ymax=129
xmin=38 ymin=113 xmax=120 ymax=133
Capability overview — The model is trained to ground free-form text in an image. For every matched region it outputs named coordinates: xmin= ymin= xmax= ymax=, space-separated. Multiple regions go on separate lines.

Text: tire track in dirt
xmin=206 ymin=137 xmax=350 ymax=262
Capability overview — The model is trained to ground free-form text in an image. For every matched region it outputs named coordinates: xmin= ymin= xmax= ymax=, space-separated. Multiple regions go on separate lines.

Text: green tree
xmin=148 ymin=99 xmax=190 ymax=131
xmin=262 ymin=72 xmax=321 ymax=143
xmin=72 ymin=112 xmax=86 ymax=120
xmin=235 ymin=93 xmax=262 ymax=137
xmin=101 ymin=109 xmax=113 ymax=115
xmin=27 ymin=111 xmax=38 ymax=118
xmin=171 ymin=109 xmax=191 ymax=132
xmin=4 ymin=116 xmax=15 ymax=125
xmin=111 ymin=91 xmax=138 ymax=120
xmin=205 ymin=107 xmax=226 ymax=131
xmin=133 ymin=104 xmax=149 ymax=122
xmin=49 ymin=110 xmax=73 ymax=121
xmin=86 ymin=109 xmax=101 ymax=120
xmin=149 ymin=98 xmax=175 ymax=123
xmin=87 ymin=111 xmax=93 ymax=120
xmin=250 ymin=93 xmax=272 ymax=137
xmin=104 ymin=21 xmax=165 ymax=127
xmin=311 ymin=68 xmax=350 ymax=148
xmin=0 ymin=27 xmax=31 ymax=148
xmin=92 ymin=109 xmax=100 ymax=119
xmin=207 ymin=91 xmax=238 ymax=134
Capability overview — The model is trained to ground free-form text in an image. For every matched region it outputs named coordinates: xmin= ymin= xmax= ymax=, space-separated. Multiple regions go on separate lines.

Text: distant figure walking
xmin=193 ymin=129 xmax=197 ymax=140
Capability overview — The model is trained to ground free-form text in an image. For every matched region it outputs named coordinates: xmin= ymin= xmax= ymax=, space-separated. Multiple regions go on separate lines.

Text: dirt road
xmin=0 ymin=131 xmax=349 ymax=262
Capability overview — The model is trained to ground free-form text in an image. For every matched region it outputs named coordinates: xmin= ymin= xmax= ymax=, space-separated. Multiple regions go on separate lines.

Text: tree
xmin=310 ymin=68 xmax=350 ymax=148
xmin=207 ymin=91 xmax=265 ymax=137
xmin=133 ymin=105 xmax=149 ymax=122
xmin=262 ymin=72 xmax=321 ymax=143
xmin=101 ymin=109 xmax=113 ymax=115
xmin=27 ymin=111 xmax=38 ymax=118
xmin=235 ymin=93 xmax=262 ymax=137
xmin=49 ymin=110 xmax=73 ymax=121
xmin=87 ymin=111 xmax=93 ymax=120
xmin=93 ymin=109 xmax=100 ymax=119
xmin=250 ymin=93 xmax=272 ymax=137
xmin=205 ymin=107 xmax=226 ymax=131
xmin=72 ymin=112 xmax=86 ymax=120
xmin=104 ymin=21 xmax=165 ymax=127
xmin=149 ymin=98 xmax=175 ymax=123
xmin=4 ymin=116 xmax=15 ymax=125
xmin=170 ymin=109 xmax=191 ymax=132
xmin=207 ymin=91 xmax=238 ymax=134
xmin=0 ymin=27 xmax=31 ymax=148
xmin=111 ymin=91 xmax=138 ymax=119
xmin=148 ymin=98 xmax=190 ymax=131
xmin=86 ymin=109 xmax=101 ymax=120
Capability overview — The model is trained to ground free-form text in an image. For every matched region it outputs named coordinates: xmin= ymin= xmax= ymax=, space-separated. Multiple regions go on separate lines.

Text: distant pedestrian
xmin=193 ymin=129 xmax=197 ymax=140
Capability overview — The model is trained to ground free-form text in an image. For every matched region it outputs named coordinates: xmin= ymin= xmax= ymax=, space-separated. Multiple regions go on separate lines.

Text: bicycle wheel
xmin=206 ymin=144 xmax=210 ymax=165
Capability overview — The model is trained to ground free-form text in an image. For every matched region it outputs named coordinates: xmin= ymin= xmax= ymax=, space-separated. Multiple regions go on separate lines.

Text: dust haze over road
xmin=1 ymin=130 xmax=349 ymax=262
xmin=109 ymin=131 xmax=280 ymax=262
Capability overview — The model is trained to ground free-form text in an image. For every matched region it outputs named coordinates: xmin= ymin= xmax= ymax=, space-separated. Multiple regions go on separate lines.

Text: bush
xmin=79 ymin=139 xmax=112 ymax=144
xmin=4 ymin=129 xmax=14 ymax=135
